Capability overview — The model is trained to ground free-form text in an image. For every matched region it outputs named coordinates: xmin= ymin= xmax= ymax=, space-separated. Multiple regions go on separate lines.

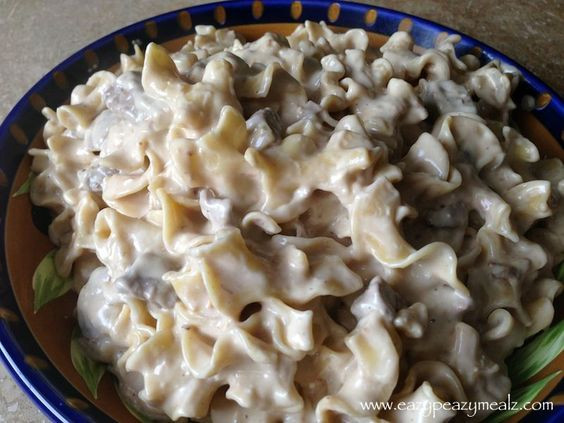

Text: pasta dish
xmin=28 ymin=22 xmax=563 ymax=422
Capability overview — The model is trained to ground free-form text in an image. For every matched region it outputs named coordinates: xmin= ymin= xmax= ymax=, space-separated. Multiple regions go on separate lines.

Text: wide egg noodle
xmin=28 ymin=21 xmax=563 ymax=422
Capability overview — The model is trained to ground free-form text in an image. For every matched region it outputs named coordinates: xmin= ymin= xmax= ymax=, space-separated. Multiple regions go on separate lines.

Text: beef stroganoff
xmin=28 ymin=22 xmax=563 ymax=422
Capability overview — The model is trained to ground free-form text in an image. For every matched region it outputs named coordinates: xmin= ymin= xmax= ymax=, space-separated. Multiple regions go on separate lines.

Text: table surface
xmin=0 ymin=0 xmax=562 ymax=421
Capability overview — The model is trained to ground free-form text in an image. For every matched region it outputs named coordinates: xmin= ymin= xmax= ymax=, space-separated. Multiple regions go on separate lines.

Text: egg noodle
xmin=29 ymin=22 xmax=563 ymax=422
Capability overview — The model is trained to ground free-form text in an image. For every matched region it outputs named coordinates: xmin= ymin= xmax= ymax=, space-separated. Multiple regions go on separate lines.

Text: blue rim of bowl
xmin=0 ymin=1 xmax=562 ymax=422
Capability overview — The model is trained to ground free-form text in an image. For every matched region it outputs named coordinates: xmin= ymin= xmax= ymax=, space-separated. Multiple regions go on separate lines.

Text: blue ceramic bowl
xmin=0 ymin=1 xmax=562 ymax=422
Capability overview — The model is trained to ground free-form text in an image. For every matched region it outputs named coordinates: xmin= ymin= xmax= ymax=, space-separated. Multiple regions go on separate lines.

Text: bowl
xmin=0 ymin=1 xmax=562 ymax=422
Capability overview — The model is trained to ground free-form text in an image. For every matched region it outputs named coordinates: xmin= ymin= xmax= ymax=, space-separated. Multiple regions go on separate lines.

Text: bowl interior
xmin=1 ymin=2 xmax=563 ymax=422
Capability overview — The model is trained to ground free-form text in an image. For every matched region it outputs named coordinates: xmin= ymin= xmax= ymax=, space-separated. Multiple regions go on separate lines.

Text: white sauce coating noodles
xmin=29 ymin=22 xmax=563 ymax=422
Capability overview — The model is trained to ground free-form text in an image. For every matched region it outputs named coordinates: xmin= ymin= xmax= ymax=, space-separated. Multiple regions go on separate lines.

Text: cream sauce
xmin=28 ymin=22 xmax=563 ymax=423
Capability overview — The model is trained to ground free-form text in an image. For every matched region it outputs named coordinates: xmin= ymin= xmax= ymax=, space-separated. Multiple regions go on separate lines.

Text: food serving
xmin=26 ymin=21 xmax=563 ymax=422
